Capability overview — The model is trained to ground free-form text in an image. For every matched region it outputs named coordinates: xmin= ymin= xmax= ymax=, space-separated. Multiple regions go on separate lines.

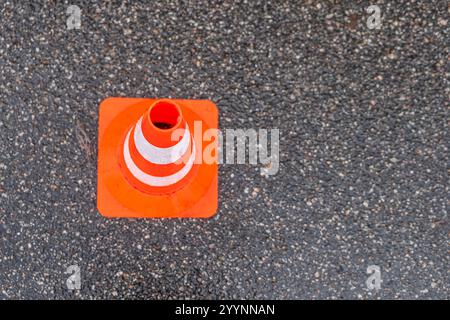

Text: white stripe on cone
xmin=134 ymin=117 xmax=191 ymax=165
xmin=123 ymin=129 xmax=196 ymax=187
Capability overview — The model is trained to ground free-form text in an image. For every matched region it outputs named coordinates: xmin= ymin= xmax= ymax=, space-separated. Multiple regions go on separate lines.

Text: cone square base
xmin=97 ymin=98 xmax=218 ymax=218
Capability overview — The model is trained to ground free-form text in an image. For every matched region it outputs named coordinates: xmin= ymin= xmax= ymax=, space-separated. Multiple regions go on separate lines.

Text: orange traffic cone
xmin=97 ymin=98 xmax=218 ymax=218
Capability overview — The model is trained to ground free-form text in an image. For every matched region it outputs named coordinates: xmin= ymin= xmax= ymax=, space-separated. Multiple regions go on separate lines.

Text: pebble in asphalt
xmin=0 ymin=1 xmax=448 ymax=299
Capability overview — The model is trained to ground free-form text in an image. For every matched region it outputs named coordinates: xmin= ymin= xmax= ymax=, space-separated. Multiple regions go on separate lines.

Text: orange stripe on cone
xmin=128 ymin=126 xmax=194 ymax=177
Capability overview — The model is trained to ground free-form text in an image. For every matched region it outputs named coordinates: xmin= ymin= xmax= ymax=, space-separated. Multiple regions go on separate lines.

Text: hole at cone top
xmin=149 ymin=101 xmax=181 ymax=130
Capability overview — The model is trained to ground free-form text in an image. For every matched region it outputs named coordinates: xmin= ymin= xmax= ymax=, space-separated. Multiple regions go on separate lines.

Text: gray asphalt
xmin=0 ymin=0 xmax=448 ymax=299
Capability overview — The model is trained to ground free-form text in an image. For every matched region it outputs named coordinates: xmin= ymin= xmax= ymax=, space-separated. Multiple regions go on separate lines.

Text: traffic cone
xmin=97 ymin=98 xmax=218 ymax=218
